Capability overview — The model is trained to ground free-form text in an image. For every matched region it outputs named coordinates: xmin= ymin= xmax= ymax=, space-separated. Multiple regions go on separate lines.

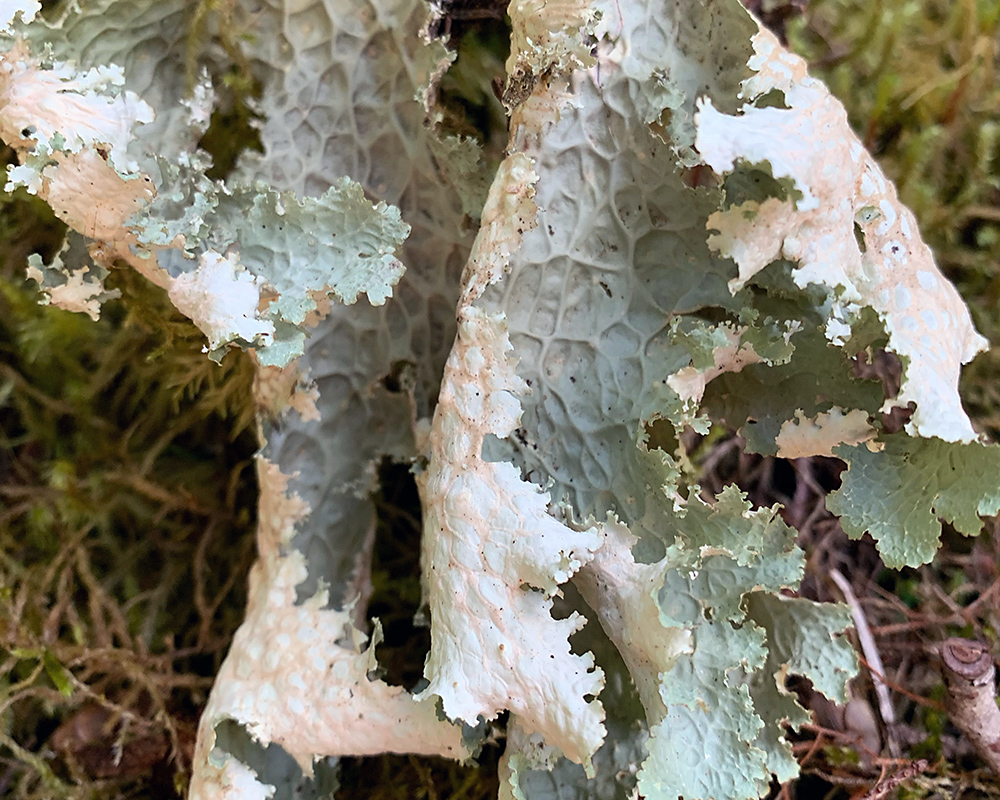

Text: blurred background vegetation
xmin=2 ymin=0 xmax=1000 ymax=798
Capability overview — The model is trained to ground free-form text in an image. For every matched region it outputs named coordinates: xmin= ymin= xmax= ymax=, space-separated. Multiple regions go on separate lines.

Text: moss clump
xmin=3 ymin=2 xmax=1000 ymax=798
xmin=0 ymin=260 xmax=258 ymax=798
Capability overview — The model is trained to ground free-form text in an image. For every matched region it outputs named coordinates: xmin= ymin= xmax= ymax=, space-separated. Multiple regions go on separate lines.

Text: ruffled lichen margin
xmin=3 ymin=0 xmax=999 ymax=798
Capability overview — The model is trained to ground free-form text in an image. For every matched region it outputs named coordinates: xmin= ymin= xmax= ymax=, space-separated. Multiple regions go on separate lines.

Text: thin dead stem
xmin=832 ymin=569 xmax=901 ymax=758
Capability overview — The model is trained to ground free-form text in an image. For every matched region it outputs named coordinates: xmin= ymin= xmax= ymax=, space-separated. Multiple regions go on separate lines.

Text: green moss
xmin=435 ymin=23 xmax=510 ymax=158
xmin=336 ymin=753 xmax=500 ymax=800
xmin=0 ymin=264 xmax=258 ymax=798
xmin=3 ymin=2 xmax=1000 ymax=797
xmin=911 ymin=686 xmax=947 ymax=762
xmin=0 ymin=149 xmax=66 ymax=280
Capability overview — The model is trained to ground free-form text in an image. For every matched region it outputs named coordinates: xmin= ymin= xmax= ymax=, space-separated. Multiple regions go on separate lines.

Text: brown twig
xmin=857 ymin=759 xmax=929 ymax=800
xmin=794 ymin=729 xmax=828 ymax=768
xmin=799 ymin=721 xmax=881 ymax=758
xmin=940 ymin=638 xmax=1000 ymax=776
xmin=855 ymin=655 xmax=948 ymax=712
xmin=802 ymin=768 xmax=872 ymax=788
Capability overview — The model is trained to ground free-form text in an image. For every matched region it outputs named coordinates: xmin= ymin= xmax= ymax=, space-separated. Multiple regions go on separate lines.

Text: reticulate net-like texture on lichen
xmin=190 ymin=0 xmax=483 ymax=794
xmin=2 ymin=0 xmax=477 ymax=794
xmin=419 ymin=0 xmax=992 ymax=797
xmin=5 ymin=0 xmax=1000 ymax=798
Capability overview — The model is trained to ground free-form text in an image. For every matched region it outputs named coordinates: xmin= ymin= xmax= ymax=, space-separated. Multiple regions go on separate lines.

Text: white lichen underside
xmin=168 ymin=251 xmax=275 ymax=352
xmin=194 ymin=753 xmax=275 ymax=800
xmin=575 ymin=520 xmax=692 ymax=724
xmin=696 ymin=29 xmax=987 ymax=444
xmin=0 ymin=0 xmax=39 ymax=32
xmin=189 ymin=461 xmax=466 ymax=798
xmin=25 ymin=262 xmax=106 ymax=320
xmin=667 ymin=326 xmax=767 ymax=406
xmin=418 ymin=151 xmax=606 ymax=767
xmin=775 ymin=408 xmax=875 ymax=459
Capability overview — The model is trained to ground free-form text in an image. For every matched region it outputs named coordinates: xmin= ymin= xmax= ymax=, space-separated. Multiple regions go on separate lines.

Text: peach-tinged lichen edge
xmin=188 ymin=459 xmax=467 ymax=799
xmin=417 ymin=144 xmax=606 ymax=768
xmin=695 ymin=28 xmax=987 ymax=444
xmin=0 ymin=41 xmax=404 ymax=366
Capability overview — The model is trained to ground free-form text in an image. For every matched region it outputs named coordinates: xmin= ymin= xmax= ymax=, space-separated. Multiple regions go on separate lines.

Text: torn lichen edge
xmin=0 ymin=38 xmax=407 ymax=368
xmin=695 ymin=28 xmax=988 ymax=444
xmin=188 ymin=458 xmax=469 ymax=799
xmin=0 ymin=0 xmax=39 ymax=33
xmin=416 ymin=16 xmax=609 ymax=759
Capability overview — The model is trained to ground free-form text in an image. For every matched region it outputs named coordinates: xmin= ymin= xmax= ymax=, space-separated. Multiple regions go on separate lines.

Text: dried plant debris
xmin=3 ymin=0 xmax=1000 ymax=799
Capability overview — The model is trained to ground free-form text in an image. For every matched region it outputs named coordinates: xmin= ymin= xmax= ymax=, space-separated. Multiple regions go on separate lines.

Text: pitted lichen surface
xmin=5 ymin=0 xmax=999 ymax=798
xmin=697 ymin=30 xmax=987 ymax=444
